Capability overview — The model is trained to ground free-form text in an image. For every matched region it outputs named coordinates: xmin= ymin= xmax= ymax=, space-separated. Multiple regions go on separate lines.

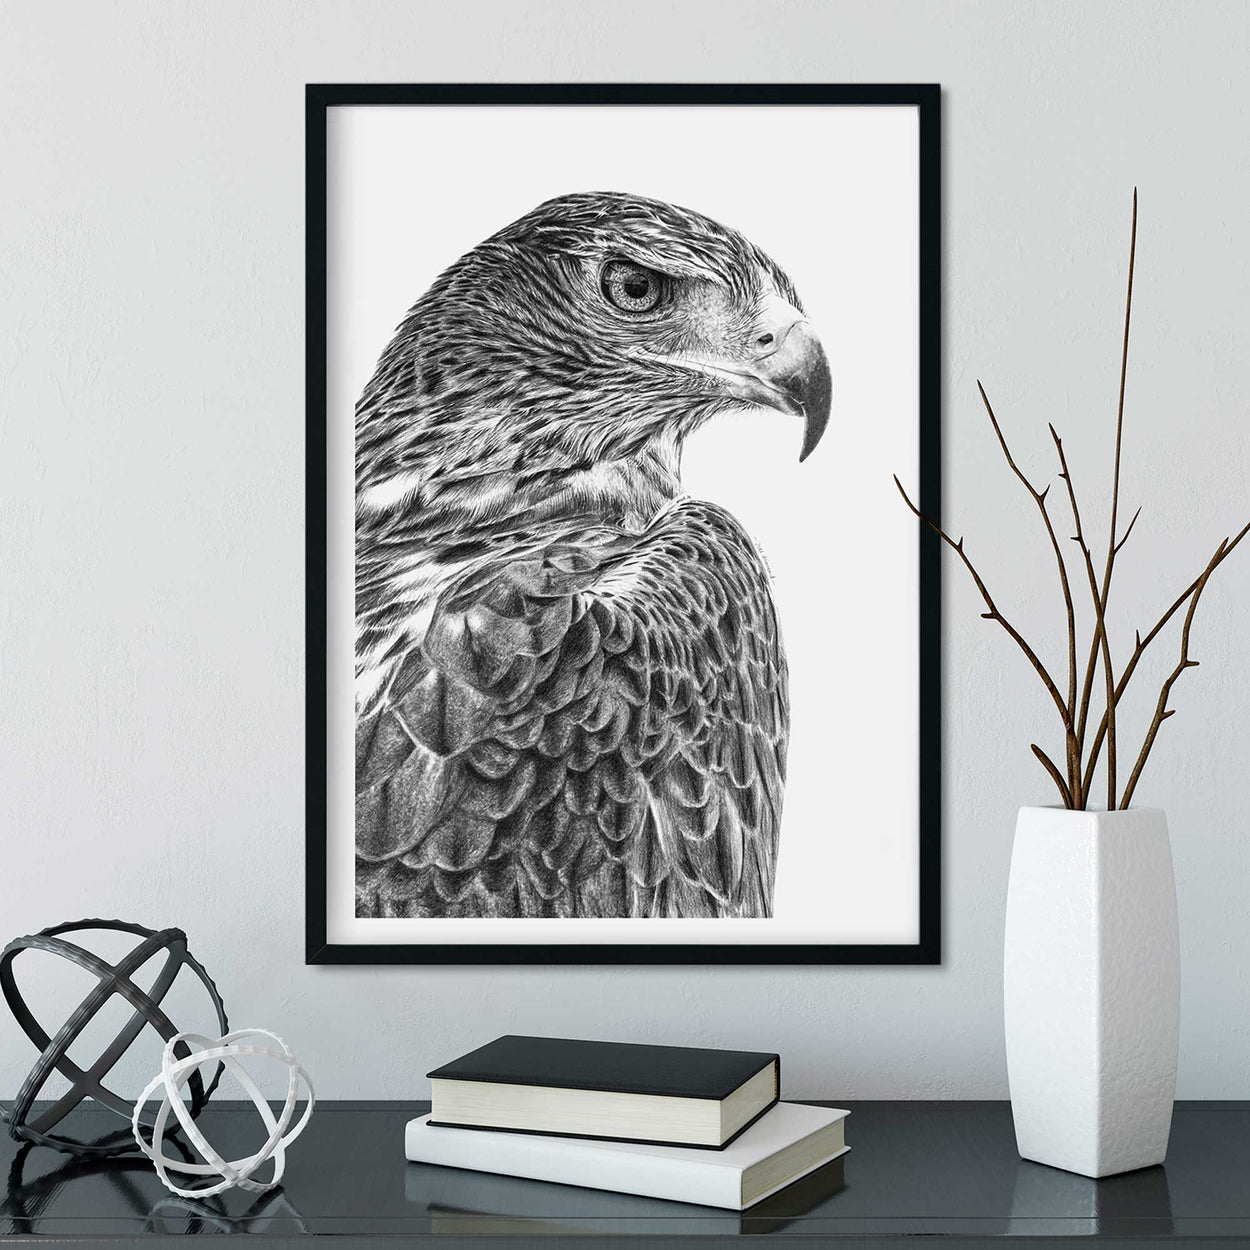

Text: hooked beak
xmin=723 ymin=295 xmax=831 ymax=462
xmin=647 ymin=295 xmax=831 ymax=462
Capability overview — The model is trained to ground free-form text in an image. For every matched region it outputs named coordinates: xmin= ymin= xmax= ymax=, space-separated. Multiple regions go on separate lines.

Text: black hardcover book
xmin=427 ymin=1035 xmax=781 ymax=1149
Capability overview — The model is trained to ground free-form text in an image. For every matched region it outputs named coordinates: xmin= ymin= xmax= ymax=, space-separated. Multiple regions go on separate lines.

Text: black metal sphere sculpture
xmin=0 ymin=919 xmax=229 ymax=1156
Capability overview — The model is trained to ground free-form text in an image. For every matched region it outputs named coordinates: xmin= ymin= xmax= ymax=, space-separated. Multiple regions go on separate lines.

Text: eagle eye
xmin=600 ymin=260 xmax=665 ymax=314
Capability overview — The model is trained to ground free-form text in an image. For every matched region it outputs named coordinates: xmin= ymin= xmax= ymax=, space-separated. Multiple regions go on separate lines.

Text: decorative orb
xmin=0 ymin=918 xmax=228 ymax=1157
xmin=132 ymin=1029 xmax=315 ymax=1198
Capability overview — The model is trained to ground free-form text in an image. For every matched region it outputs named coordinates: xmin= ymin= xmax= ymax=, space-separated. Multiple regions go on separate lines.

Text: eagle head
xmin=357 ymin=191 xmax=831 ymax=513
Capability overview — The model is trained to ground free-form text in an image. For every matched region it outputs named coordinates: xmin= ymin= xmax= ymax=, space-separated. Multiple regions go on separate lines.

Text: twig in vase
xmin=895 ymin=192 xmax=1248 ymax=810
xmin=1073 ymin=189 xmax=1137 ymax=807
xmin=978 ymin=383 xmax=1082 ymax=805
xmin=1119 ymin=532 xmax=1243 ymax=809
xmin=1048 ymin=424 xmax=1120 ymax=808
xmin=1082 ymin=519 xmax=1250 ymax=790
xmin=892 ymin=476 xmax=1075 ymax=742
xmin=1030 ymin=744 xmax=1073 ymax=810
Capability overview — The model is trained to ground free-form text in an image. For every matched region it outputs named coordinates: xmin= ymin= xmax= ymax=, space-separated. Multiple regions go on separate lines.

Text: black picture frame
xmin=306 ymin=83 xmax=941 ymax=965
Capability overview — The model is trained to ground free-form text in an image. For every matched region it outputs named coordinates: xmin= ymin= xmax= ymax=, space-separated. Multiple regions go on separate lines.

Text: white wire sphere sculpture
xmin=132 ymin=1029 xmax=315 ymax=1198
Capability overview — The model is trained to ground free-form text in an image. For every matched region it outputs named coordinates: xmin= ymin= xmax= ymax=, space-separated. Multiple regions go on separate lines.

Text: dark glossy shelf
xmin=2 ymin=1100 xmax=1246 ymax=1245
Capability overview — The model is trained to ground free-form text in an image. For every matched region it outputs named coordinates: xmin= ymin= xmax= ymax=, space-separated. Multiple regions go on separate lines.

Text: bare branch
xmin=1031 ymin=743 xmax=1074 ymax=808
xmin=1074 ymin=191 xmax=1139 ymax=795
xmin=1113 ymin=505 xmax=1143 ymax=556
xmin=979 ymin=381 xmax=1081 ymax=802
xmin=1050 ymin=425 xmax=1119 ymax=806
xmin=894 ymin=193 xmax=1245 ymax=816
xmin=894 ymin=475 xmax=1074 ymax=732
xmin=1120 ymin=536 xmax=1228 ymax=808
xmin=1109 ymin=189 xmax=1138 ymax=558
xmin=1083 ymin=518 xmax=1250 ymax=782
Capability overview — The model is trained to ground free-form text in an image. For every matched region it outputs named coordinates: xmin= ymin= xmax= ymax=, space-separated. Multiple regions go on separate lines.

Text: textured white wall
xmin=2 ymin=0 xmax=1248 ymax=1101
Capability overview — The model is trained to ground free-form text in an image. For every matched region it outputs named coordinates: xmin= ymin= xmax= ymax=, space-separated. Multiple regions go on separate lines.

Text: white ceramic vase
xmin=1003 ymin=806 xmax=1179 ymax=1178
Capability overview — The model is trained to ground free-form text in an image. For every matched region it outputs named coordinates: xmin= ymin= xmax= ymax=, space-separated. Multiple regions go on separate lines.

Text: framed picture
xmin=307 ymin=84 xmax=940 ymax=964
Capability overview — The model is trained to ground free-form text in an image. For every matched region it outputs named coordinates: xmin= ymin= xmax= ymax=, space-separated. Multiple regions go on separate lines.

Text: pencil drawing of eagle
xmin=354 ymin=192 xmax=831 ymax=920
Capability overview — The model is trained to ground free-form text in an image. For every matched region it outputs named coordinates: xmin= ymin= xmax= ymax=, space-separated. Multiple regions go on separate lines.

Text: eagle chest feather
xmin=355 ymin=499 xmax=789 ymax=919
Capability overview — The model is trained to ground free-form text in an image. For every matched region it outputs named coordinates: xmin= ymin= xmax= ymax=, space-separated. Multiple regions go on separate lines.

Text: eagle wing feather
xmin=354 ymin=499 xmax=787 ymax=919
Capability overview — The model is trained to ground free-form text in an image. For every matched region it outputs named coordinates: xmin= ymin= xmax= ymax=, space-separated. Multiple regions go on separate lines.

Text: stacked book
xmin=406 ymin=1035 xmax=848 ymax=1211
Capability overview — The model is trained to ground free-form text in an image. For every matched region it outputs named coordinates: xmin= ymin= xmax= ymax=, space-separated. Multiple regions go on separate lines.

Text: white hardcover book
xmin=405 ymin=1101 xmax=848 ymax=1211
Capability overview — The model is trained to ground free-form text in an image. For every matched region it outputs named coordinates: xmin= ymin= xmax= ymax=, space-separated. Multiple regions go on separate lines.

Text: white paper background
xmin=325 ymin=104 xmax=919 ymax=945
